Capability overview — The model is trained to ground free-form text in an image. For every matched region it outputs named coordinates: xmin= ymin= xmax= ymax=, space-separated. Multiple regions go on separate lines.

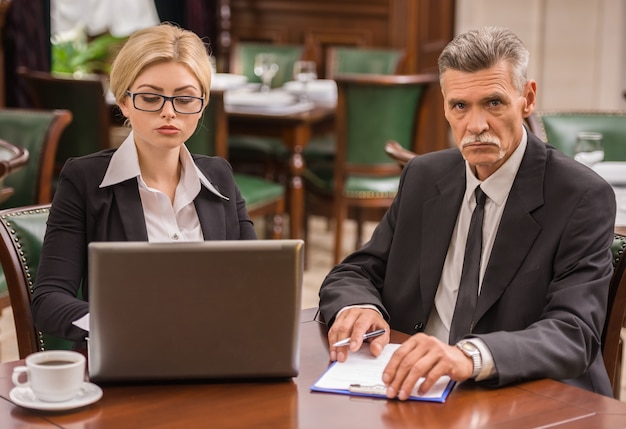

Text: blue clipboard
xmin=310 ymin=344 xmax=456 ymax=403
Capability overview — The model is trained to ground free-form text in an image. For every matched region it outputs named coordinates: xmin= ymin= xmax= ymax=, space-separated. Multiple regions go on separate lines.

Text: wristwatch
xmin=456 ymin=340 xmax=482 ymax=379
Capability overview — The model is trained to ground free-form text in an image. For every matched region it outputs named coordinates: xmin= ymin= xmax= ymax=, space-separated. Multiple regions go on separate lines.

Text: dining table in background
xmin=592 ymin=161 xmax=626 ymax=230
xmin=227 ymin=105 xmax=335 ymax=240
xmin=1 ymin=308 xmax=626 ymax=428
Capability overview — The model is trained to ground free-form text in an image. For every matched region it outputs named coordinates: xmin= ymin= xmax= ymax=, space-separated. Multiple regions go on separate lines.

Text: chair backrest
xmin=335 ymin=73 xmax=438 ymax=174
xmin=17 ymin=67 xmax=111 ymax=172
xmin=326 ymin=46 xmax=405 ymax=78
xmin=604 ymin=233 xmax=626 ymax=397
xmin=536 ymin=110 xmax=626 ymax=160
xmin=229 ymin=42 xmax=305 ymax=88
xmin=0 ymin=204 xmax=74 ymax=358
xmin=0 ymin=108 xmax=72 ymax=208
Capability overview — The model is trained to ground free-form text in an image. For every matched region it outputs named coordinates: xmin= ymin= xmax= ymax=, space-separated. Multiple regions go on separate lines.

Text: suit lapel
xmin=113 ymin=179 xmax=148 ymax=241
xmin=195 ymin=187 xmax=227 ymax=240
xmin=420 ymin=166 xmax=466 ymax=312
xmin=474 ymin=133 xmax=547 ymax=321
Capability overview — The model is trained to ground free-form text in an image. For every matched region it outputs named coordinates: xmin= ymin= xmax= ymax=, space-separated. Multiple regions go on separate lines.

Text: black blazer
xmin=319 ymin=131 xmax=616 ymax=396
xmin=32 ymin=149 xmax=256 ymax=343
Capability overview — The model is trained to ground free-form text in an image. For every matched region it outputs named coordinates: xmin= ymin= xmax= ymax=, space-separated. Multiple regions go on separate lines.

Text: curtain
xmin=3 ymin=0 xmax=50 ymax=107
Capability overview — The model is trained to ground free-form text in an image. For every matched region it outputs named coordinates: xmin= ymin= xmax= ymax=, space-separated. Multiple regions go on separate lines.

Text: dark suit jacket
xmin=319 ymin=131 xmax=616 ymax=396
xmin=32 ymin=149 xmax=257 ymax=343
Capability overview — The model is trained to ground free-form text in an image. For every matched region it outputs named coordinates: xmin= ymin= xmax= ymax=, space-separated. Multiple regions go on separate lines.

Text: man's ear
xmin=522 ymin=80 xmax=537 ymax=117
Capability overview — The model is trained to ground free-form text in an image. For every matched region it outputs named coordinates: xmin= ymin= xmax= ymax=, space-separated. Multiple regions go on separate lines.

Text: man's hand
xmin=382 ymin=333 xmax=473 ymax=400
xmin=328 ymin=307 xmax=390 ymax=362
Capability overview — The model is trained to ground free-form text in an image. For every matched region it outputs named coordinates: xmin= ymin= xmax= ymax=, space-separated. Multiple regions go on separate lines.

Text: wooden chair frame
xmin=0 ymin=139 xmax=29 ymax=312
xmin=0 ymin=204 xmax=51 ymax=358
xmin=605 ymin=233 xmax=626 ymax=398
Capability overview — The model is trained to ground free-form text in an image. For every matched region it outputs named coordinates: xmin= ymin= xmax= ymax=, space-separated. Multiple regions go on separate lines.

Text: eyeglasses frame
xmin=125 ymin=90 xmax=205 ymax=114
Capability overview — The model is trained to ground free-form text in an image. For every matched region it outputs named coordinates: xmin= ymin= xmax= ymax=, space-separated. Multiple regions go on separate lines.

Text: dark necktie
xmin=449 ymin=186 xmax=487 ymax=344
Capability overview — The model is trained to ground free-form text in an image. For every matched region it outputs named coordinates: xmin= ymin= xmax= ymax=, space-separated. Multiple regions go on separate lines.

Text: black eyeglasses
xmin=125 ymin=91 xmax=204 ymax=114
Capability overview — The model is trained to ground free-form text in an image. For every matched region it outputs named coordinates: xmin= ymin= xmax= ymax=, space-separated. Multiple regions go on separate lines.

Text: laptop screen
xmin=87 ymin=239 xmax=304 ymax=383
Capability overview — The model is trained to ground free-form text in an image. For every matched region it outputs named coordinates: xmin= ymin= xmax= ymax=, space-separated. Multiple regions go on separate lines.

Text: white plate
xmin=225 ymin=91 xmax=296 ymax=107
xmin=592 ymin=162 xmax=626 ymax=186
xmin=226 ymin=100 xmax=315 ymax=116
xmin=10 ymin=382 xmax=103 ymax=411
xmin=210 ymin=73 xmax=248 ymax=90
xmin=283 ymin=79 xmax=338 ymax=102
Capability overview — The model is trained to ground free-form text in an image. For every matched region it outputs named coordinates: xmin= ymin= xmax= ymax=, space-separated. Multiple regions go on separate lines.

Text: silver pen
xmin=332 ymin=329 xmax=387 ymax=347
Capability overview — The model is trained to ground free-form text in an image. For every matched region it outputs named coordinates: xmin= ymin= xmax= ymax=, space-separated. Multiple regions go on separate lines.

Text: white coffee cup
xmin=12 ymin=350 xmax=86 ymax=402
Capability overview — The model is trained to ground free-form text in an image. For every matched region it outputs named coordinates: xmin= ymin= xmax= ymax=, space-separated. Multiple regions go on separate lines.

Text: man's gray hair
xmin=438 ymin=26 xmax=529 ymax=93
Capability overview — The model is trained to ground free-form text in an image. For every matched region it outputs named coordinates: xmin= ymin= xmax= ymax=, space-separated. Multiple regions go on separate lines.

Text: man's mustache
xmin=461 ymin=134 xmax=501 ymax=147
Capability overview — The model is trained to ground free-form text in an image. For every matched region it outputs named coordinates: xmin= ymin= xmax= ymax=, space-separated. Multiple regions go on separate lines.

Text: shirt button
xmin=414 ymin=322 xmax=424 ymax=331
xmin=171 ymin=233 xmax=179 ymax=240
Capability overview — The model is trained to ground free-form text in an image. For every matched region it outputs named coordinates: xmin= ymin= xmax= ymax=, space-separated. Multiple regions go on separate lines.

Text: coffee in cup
xmin=12 ymin=350 xmax=86 ymax=402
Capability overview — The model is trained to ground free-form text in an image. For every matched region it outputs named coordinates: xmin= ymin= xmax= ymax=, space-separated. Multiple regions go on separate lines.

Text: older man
xmin=319 ymin=26 xmax=616 ymax=399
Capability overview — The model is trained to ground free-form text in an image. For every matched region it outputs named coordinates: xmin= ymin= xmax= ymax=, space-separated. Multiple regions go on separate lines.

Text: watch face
xmin=461 ymin=342 xmax=475 ymax=352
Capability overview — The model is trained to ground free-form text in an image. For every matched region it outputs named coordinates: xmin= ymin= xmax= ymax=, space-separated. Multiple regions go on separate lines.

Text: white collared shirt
xmin=99 ymin=131 xmax=229 ymax=243
xmin=424 ymin=127 xmax=528 ymax=379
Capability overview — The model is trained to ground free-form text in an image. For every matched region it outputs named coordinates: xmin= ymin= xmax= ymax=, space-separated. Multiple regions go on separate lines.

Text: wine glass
xmin=254 ymin=53 xmax=279 ymax=93
xmin=574 ymin=131 xmax=604 ymax=167
xmin=292 ymin=60 xmax=317 ymax=102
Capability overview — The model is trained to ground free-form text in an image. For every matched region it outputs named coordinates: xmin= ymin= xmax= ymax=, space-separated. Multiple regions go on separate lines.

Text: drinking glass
xmin=254 ymin=53 xmax=279 ymax=93
xmin=292 ymin=60 xmax=317 ymax=102
xmin=574 ymin=131 xmax=604 ymax=167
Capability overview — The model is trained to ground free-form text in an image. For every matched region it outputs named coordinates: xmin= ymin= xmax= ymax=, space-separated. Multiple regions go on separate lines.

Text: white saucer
xmin=10 ymin=382 xmax=103 ymax=411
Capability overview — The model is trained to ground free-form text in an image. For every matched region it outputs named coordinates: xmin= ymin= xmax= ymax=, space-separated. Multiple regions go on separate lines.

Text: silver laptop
xmin=87 ymin=239 xmax=304 ymax=383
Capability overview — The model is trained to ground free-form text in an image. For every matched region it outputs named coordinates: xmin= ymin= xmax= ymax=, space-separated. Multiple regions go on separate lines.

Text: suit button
xmin=414 ymin=322 xmax=424 ymax=331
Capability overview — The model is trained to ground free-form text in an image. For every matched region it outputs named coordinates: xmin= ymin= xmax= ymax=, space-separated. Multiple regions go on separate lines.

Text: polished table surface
xmin=1 ymin=308 xmax=626 ymax=428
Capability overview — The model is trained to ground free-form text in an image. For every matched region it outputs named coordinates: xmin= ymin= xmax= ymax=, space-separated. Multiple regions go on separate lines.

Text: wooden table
xmin=228 ymin=106 xmax=335 ymax=240
xmin=1 ymin=308 xmax=626 ymax=428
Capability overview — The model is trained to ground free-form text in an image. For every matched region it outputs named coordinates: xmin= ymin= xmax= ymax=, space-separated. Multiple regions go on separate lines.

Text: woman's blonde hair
xmin=109 ymin=23 xmax=212 ymax=104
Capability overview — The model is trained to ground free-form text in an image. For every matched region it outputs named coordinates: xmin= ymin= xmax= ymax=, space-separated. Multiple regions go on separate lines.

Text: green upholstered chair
xmin=304 ymin=46 xmax=407 ymax=170
xmin=17 ymin=67 xmax=111 ymax=176
xmin=535 ymin=111 xmax=626 ymax=160
xmin=304 ymin=73 xmax=438 ymax=263
xmin=325 ymin=46 xmax=405 ymax=78
xmin=0 ymin=109 xmax=71 ymax=329
xmin=605 ymin=233 xmax=626 ymax=398
xmin=227 ymin=42 xmax=306 ymax=182
xmin=0 ymin=108 xmax=72 ymax=208
xmin=0 ymin=204 xmax=75 ymax=358
xmin=186 ymin=90 xmax=285 ymax=238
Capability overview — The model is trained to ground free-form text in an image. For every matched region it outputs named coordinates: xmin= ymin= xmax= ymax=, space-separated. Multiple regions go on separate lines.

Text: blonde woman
xmin=32 ymin=23 xmax=255 ymax=347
